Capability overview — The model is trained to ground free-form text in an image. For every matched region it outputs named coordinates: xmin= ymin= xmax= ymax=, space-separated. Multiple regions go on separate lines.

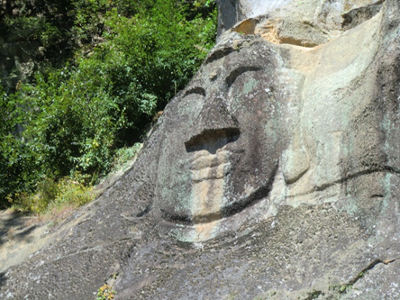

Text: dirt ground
xmin=0 ymin=210 xmax=53 ymax=272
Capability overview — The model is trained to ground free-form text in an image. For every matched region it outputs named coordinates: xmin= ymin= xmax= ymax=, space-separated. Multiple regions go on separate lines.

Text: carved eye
xmin=226 ymin=66 xmax=264 ymax=112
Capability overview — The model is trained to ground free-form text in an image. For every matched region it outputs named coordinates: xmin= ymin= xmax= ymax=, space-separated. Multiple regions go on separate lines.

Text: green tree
xmin=0 ymin=0 xmax=217 ymax=208
xmin=0 ymin=86 xmax=39 ymax=207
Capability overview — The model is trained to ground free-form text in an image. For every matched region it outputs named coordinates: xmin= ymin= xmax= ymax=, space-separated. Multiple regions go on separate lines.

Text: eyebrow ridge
xmin=183 ymin=87 xmax=206 ymax=97
xmin=225 ymin=65 xmax=263 ymax=88
xmin=204 ymin=47 xmax=235 ymax=65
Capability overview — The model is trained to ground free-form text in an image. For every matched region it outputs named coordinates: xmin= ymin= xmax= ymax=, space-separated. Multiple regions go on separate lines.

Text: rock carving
xmin=1 ymin=0 xmax=400 ymax=299
xmin=156 ymin=39 xmax=288 ymax=242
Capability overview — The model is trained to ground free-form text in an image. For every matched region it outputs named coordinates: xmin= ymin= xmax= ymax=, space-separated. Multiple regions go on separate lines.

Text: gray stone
xmin=216 ymin=0 xmax=237 ymax=38
xmin=1 ymin=0 xmax=400 ymax=299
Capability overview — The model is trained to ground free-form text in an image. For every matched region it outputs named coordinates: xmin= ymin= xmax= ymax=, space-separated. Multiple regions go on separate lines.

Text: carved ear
xmin=282 ymin=138 xmax=310 ymax=185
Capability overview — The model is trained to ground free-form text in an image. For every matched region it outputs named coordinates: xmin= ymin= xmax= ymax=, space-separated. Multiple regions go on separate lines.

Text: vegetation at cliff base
xmin=0 ymin=0 xmax=217 ymax=211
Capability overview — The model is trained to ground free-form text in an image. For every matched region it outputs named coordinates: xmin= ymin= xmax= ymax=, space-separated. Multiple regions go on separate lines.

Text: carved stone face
xmin=154 ymin=0 xmax=392 ymax=243
xmin=155 ymin=39 xmax=287 ymax=242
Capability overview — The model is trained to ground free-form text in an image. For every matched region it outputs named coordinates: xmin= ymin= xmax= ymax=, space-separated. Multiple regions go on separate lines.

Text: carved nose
xmin=185 ymin=98 xmax=240 ymax=154
xmin=197 ymin=97 xmax=238 ymax=130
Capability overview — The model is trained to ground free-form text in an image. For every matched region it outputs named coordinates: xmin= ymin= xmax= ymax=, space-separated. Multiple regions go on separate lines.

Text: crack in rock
xmin=336 ymin=257 xmax=398 ymax=294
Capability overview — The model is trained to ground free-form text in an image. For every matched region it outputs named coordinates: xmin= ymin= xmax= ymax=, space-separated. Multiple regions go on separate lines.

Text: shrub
xmin=0 ymin=85 xmax=40 ymax=207
xmin=0 ymin=0 xmax=217 ymax=208
xmin=10 ymin=173 xmax=95 ymax=215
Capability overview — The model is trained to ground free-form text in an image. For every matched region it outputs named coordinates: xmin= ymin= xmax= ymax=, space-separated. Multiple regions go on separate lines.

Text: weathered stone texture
xmin=1 ymin=0 xmax=400 ymax=299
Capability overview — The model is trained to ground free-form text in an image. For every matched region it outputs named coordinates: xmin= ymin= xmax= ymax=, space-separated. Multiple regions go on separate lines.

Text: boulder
xmin=1 ymin=0 xmax=400 ymax=299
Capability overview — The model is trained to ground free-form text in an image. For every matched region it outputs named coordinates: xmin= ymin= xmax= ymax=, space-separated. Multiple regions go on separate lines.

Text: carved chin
xmin=159 ymin=166 xmax=276 ymax=242
xmin=158 ymin=182 xmax=275 ymax=242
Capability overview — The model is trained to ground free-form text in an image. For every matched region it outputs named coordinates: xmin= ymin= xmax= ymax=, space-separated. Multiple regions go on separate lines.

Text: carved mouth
xmin=161 ymin=127 xmax=275 ymax=227
xmin=185 ymin=127 xmax=240 ymax=181
xmin=189 ymin=150 xmax=232 ymax=181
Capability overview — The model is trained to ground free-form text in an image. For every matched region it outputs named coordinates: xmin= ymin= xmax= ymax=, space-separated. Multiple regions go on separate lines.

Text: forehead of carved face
xmin=155 ymin=38 xmax=287 ymax=240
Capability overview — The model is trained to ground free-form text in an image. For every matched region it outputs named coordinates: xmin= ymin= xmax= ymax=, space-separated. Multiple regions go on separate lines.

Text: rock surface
xmin=1 ymin=0 xmax=400 ymax=299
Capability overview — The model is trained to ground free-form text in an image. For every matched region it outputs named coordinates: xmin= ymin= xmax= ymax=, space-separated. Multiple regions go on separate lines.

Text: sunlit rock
xmin=1 ymin=0 xmax=400 ymax=299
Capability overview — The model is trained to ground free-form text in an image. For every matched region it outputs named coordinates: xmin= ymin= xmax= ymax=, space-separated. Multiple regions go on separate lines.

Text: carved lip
xmin=189 ymin=149 xmax=229 ymax=167
xmin=191 ymin=164 xmax=231 ymax=181
xmin=189 ymin=149 xmax=231 ymax=180
xmin=184 ymin=127 xmax=241 ymax=181
xmin=189 ymin=147 xmax=247 ymax=181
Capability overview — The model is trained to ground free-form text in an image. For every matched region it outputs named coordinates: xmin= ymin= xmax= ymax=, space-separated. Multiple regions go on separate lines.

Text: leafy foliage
xmin=0 ymin=86 xmax=40 ymax=208
xmin=9 ymin=173 xmax=95 ymax=214
xmin=0 ymin=0 xmax=217 ymax=208
xmin=97 ymin=283 xmax=116 ymax=300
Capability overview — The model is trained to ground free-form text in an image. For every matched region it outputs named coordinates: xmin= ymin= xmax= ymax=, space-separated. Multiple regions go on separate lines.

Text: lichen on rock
xmin=1 ymin=0 xmax=400 ymax=299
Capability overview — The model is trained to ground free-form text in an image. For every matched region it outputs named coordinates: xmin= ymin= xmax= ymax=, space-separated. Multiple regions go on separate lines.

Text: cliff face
xmin=216 ymin=0 xmax=387 ymax=37
xmin=2 ymin=0 xmax=400 ymax=299
xmin=216 ymin=0 xmax=296 ymax=36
